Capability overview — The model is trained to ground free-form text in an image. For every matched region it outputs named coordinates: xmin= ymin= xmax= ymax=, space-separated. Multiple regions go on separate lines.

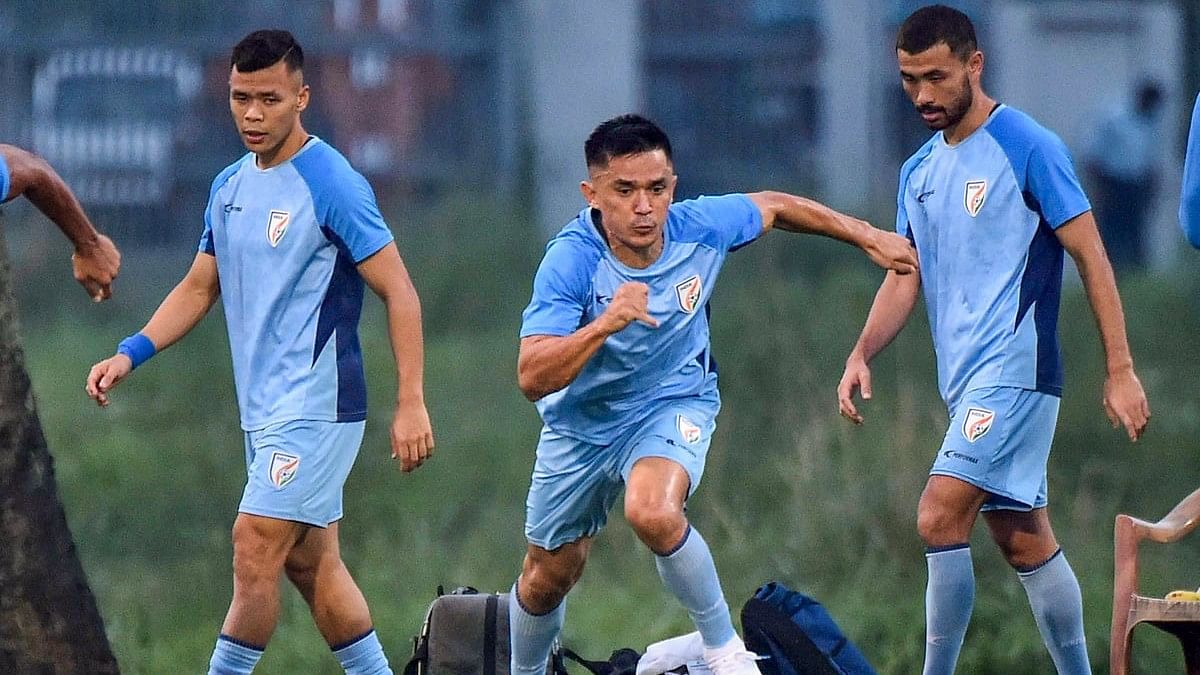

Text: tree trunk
xmin=0 ymin=227 xmax=119 ymax=674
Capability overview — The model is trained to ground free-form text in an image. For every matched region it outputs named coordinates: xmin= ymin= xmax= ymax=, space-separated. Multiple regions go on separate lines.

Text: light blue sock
xmin=1017 ymin=549 xmax=1091 ymax=675
xmin=208 ymin=634 xmax=264 ymax=675
xmin=509 ymin=580 xmax=565 ymax=675
xmin=923 ymin=544 xmax=974 ymax=675
xmin=332 ymin=628 xmax=392 ymax=675
xmin=654 ymin=526 xmax=737 ymax=648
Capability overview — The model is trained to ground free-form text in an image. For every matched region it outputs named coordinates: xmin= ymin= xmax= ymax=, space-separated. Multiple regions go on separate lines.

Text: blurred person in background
xmin=838 ymin=6 xmax=1149 ymax=675
xmin=0 ymin=144 xmax=120 ymax=300
xmin=1083 ymin=79 xmax=1165 ymax=271
xmin=1179 ymin=91 xmax=1200 ymax=248
xmin=509 ymin=113 xmax=917 ymax=675
xmin=83 ymin=30 xmax=432 ymax=675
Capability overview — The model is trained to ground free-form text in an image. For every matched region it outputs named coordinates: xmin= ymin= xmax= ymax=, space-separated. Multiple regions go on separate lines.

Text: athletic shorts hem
xmin=928 ymin=468 xmax=1038 ymax=511
xmin=237 ymin=505 xmax=339 ymax=528
xmin=620 ymin=450 xmax=703 ymax=496
xmin=525 ymin=527 xmax=598 ymax=552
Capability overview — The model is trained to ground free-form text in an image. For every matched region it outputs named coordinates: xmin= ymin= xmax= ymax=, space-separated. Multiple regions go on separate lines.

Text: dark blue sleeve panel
xmin=1181 ymin=92 xmax=1200 ymax=248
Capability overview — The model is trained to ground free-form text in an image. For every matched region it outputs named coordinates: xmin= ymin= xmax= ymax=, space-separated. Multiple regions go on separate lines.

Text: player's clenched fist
xmin=85 ymin=354 xmax=133 ymax=407
xmin=72 ymin=234 xmax=121 ymax=302
xmin=597 ymin=282 xmax=659 ymax=334
xmin=862 ymin=227 xmax=919 ymax=275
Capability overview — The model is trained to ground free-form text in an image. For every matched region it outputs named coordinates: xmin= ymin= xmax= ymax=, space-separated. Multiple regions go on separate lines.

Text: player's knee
xmin=917 ymin=503 xmax=967 ymax=546
xmin=520 ymin=547 xmax=585 ymax=610
xmin=519 ymin=562 xmax=575 ymax=613
xmin=230 ymin=522 xmax=287 ymax=592
xmin=993 ymin=534 xmax=1058 ymax=570
xmin=624 ymin=501 xmax=686 ymax=554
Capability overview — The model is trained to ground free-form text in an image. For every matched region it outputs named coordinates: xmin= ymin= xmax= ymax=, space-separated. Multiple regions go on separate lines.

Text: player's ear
xmin=296 ymin=84 xmax=310 ymax=113
xmin=968 ymin=50 xmax=984 ymax=77
xmin=580 ymin=180 xmax=596 ymax=207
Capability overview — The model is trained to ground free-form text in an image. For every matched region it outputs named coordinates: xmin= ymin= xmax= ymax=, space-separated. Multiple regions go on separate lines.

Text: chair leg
xmin=1111 ymin=619 xmax=1132 ymax=675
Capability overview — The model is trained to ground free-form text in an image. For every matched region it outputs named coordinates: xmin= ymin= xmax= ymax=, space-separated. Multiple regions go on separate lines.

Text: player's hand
xmin=597 ymin=282 xmax=658 ymax=334
xmin=837 ymin=354 xmax=872 ymax=425
xmin=85 ymin=354 xmax=132 ymax=407
xmin=862 ymin=228 xmax=918 ymax=275
xmin=1102 ymin=365 xmax=1150 ymax=441
xmin=391 ymin=399 xmax=434 ymax=473
xmin=72 ymin=234 xmax=121 ymax=302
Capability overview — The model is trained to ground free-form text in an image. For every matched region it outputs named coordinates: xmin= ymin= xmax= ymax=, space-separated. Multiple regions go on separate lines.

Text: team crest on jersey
xmin=677 ymin=415 xmax=702 ymax=444
xmin=964 ymin=180 xmax=987 ymax=217
xmin=267 ymin=210 xmax=290 ymax=247
xmin=962 ymin=407 xmax=995 ymax=443
xmin=269 ymin=451 xmax=300 ymax=488
xmin=674 ymin=274 xmax=702 ymax=314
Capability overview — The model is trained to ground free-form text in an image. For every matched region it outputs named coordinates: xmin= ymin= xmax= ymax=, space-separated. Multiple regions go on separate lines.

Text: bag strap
xmin=402 ymin=637 xmax=427 ymax=675
xmin=483 ymin=593 xmax=498 ymax=675
xmin=559 ymin=647 xmax=611 ymax=674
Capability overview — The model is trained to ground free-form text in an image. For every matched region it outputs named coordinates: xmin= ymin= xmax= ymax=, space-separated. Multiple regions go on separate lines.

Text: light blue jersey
xmin=520 ymin=194 xmax=763 ymax=444
xmin=199 ymin=137 xmax=394 ymax=431
xmin=0 ymin=151 xmax=10 ymax=201
xmin=1181 ymin=92 xmax=1200 ymax=248
xmin=898 ymin=105 xmax=1090 ymax=410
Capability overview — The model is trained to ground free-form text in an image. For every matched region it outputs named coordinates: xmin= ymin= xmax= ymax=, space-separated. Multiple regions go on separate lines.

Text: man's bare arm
xmin=1 ymin=144 xmax=120 ymax=301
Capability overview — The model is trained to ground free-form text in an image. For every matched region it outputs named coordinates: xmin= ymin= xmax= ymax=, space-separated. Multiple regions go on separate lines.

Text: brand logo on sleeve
xmin=962 ymin=407 xmax=995 ymax=443
xmin=267 ymin=210 xmax=291 ymax=247
xmin=674 ymin=274 xmax=702 ymax=314
xmin=964 ymin=180 xmax=987 ymax=217
xmin=677 ymin=415 xmax=702 ymax=444
xmin=269 ymin=451 xmax=300 ymax=488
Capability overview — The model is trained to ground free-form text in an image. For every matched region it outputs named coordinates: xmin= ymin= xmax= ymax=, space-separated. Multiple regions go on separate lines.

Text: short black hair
xmin=584 ymin=114 xmax=673 ymax=170
xmin=231 ymin=29 xmax=303 ymax=73
xmin=896 ymin=5 xmax=978 ymax=61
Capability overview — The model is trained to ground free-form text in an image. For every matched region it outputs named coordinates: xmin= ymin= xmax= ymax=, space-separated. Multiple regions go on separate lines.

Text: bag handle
xmin=559 ymin=647 xmax=611 ymax=674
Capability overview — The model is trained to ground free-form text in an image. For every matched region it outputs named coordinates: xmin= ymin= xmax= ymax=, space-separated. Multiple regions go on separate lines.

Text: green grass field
xmin=8 ymin=199 xmax=1200 ymax=673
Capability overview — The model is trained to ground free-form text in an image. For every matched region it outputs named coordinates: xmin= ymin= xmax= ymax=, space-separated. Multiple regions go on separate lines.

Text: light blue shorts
xmin=524 ymin=398 xmax=718 ymax=550
xmin=931 ymin=386 xmax=1060 ymax=512
xmin=239 ymin=419 xmax=365 ymax=527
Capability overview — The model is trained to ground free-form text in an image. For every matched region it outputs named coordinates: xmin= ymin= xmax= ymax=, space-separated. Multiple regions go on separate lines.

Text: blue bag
xmin=740 ymin=582 xmax=876 ymax=675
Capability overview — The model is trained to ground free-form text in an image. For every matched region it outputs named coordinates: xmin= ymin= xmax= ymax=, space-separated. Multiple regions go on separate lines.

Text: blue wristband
xmin=117 ymin=333 xmax=156 ymax=370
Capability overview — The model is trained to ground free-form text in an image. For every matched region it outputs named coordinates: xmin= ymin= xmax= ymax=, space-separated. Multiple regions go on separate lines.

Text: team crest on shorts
xmin=964 ymin=180 xmax=987 ymax=217
xmin=962 ymin=407 xmax=995 ymax=443
xmin=674 ymin=274 xmax=702 ymax=314
xmin=267 ymin=210 xmax=290 ymax=247
xmin=677 ymin=415 xmax=702 ymax=444
xmin=269 ymin=451 xmax=300 ymax=488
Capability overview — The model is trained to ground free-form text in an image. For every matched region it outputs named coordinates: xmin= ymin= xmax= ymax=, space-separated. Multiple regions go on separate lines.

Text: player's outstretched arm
xmin=838 ymin=270 xmax=921 ymax=425
xmin=1056 ymin=211 xmax=1150 ymax=441
xmin=747 ymin=191 xmax=918 ymax=275
xmin=359 ymin=243 xmax=434 ymax=473
xmin=0 ymin=144 xmax=120 ymax=301
xmin=1180 ymin=93 xmax=1200 ymax=248
xmin=85 ymin=253 xmax=220 ymax=407
xmin=518 ymin=281 xmax=657 ymax=402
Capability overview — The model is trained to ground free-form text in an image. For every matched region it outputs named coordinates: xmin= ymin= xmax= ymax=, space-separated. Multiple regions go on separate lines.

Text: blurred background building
xmin=0 ymin=0 xmax=1192 ymax=262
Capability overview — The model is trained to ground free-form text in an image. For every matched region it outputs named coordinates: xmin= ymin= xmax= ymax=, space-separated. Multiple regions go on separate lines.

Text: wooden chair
xmin=1112 ymin=487 xmax=1200 ymax=674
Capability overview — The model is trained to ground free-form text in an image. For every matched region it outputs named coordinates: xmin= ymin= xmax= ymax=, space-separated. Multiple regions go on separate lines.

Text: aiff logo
xmin=964 ymin=180 xmax=987 ymax=217
xmin=677 ymin=415 xmax=702 ymax=444
xmin=267 ymin=210 xmax=290 ymax=247
xmin=962 ymin=407 xmax=995 ymax=443
xmin=674 ymin=274 xmax=702 ymax=314
xmin=269 ymin=451 xmax=300 ymax=488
